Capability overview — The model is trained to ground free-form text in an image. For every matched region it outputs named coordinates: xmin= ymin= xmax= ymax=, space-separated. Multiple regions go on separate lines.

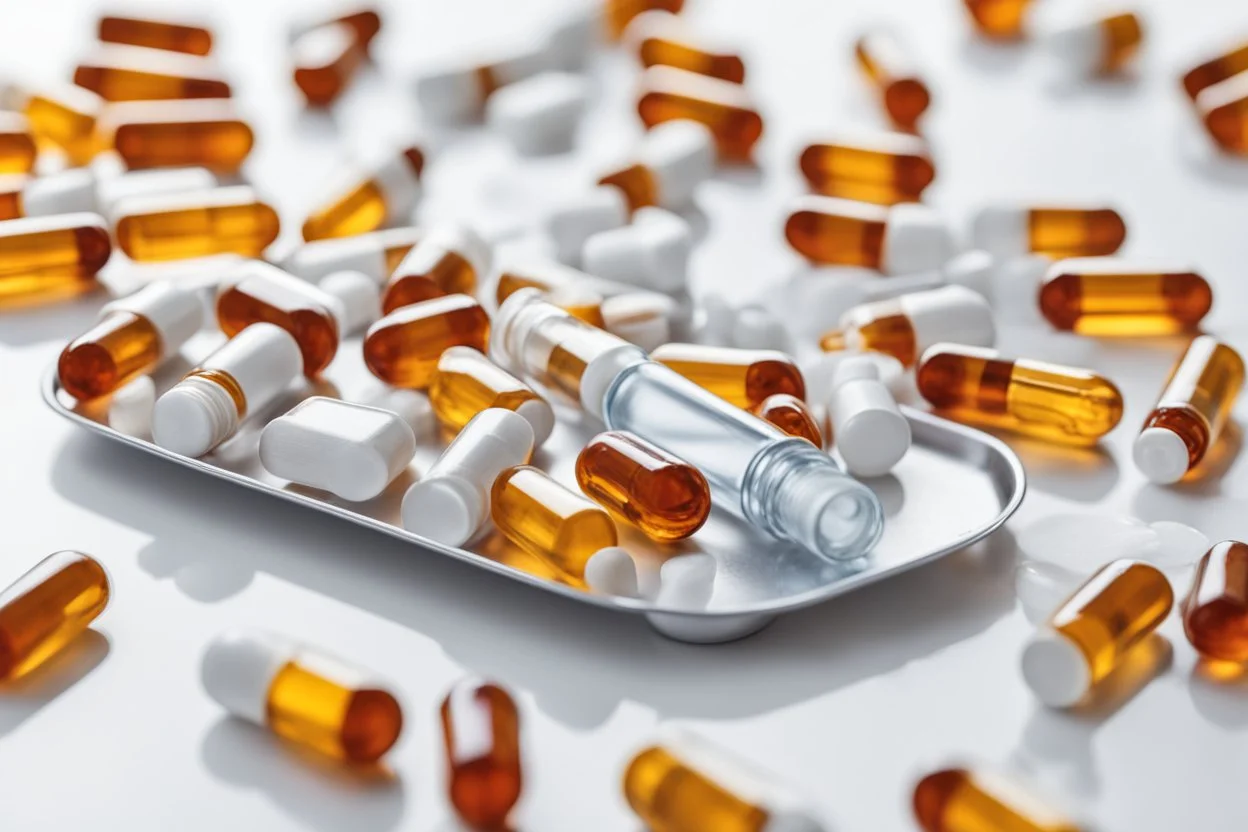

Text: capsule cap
xmin=104 ymin=281 xmax=204 ymax=354
xmin=370 ymin=150 xmax=424 ymax=222
xmin=401 ymin=474 xmax=486 ymax=546
xmin=584 ymin=547 xmax=640 ymax=597
xmin=1021 ymin=629 xmax=1090 ymax=708
xmin=486 ymin=71 xmax=588 ymax=156
xmin=902 ymin=285 xmax=996 ymax=355
xmin=546 ymin=185 xmax=630 ymax=265
xmin=638 ymin=119 xmax=716 ymax=208
xmin=831 ymin=358 xmax=911 ymax=477
xmin=882 ymin=203 xmax=956 ymax=275
xmin=22 ymin=168 xmax=97 ymax=216
xmin=320 ymin=270 xmax=381 ymax=336
xmin=1133 ymin=427 xmax=1191 ymax=485
xmin=970 ymin=205 xmax=1029 ymax=257
xmin=656 ymin=552 xmax=717 ymax=610
xmin=202 ymin=629 xmax=293 ymax=725
xmin=152 ymin=374 xmax=239 ymax=458
xmin=582 ymin=207 xmax=692 ymax=292
xmin=415 ymin=65 xmax=485 ymax=123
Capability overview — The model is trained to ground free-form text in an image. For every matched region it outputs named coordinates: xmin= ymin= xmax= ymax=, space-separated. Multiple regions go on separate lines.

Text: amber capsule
xmin=1183 ymin=40 xmax=1248 ymax=101
xmin=1182 ymin=540 xmax=1248 ymax=662
xmin=74 ymin=45 xmax=231 ymax=102
xmin=1038 ymin=258 xmax=1212 ymax=336
xmin=753 ymin=394 xmax=823 ymax=446
xmin=491 ymin=465 xmax=618 ymax=580
xmin=1197 ymin=71 xmax=1248 ymax=155
xmin=0 ymin=551 xmax=110 ymax=682
xmin=914 ymin=767 xmax=1084 ymax=832
xmin=651 ymin=343 xmax=805 ymax=409
xmin=962 ymin=0 xmax=1035 ymax=40
xmin=821 ymin=286 xmax=996 ymax=368
xmin=972 ymin=204 xmax=1126 ymax=259
xmin=1044 ymin=12 xmax=1144 ymax=76
xmin=364 ymin=294 xmax=490 ymax=388
xmin=441 ymin=678 xmax=523 ymax=829
xmin=98 ymin=14 xmax=213 ymax=56
xmin=429 ymin=346 xmax=555 ymax=445
xmin=1135 ymin=336 xmax=1245 ymax=485
xmin=97 ymin=99 xmax=253 ymax=172
xmin=382 ymin=225 xmax=489 ymax=313
xmin=854 ymin=30 xmax=931 ymax=131
xmin=576 ymin=430 xmax=710 ymax=541
xmin=1021 ymin=559 xmax=1173 ymax=707
xmin=0 ymin=174 xmax=25 ymax=220
xmin=0 ymin=213 xmax=112 ymax=306
xmin=784 ymin=195 xmax=953 ymax=274
xmin=798 ymin=131 xmax=935 ymax=204
xmin=0 ymin=112 xmax=37 ymax=174
xmin=114 ymin=185 xmax=279 ymax=261
xmin=6 ymin=83 xmax=104 ymax=165
xmin=637 ymin=66 xmax=762 ymax=163
xmin=293 ymin=22 xmax=366 ymax=107
xmin=624 ymin=11 xmax=745 ymax=83
xmin=301 ymin=146 xmax=425 ymax=242
xmin=604 ymin=0 xmax=685 ymax=39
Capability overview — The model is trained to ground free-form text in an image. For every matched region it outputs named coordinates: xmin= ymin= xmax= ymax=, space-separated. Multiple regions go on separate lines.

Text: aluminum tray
xmin=42 ymin=335 xmax=1024 ymax=644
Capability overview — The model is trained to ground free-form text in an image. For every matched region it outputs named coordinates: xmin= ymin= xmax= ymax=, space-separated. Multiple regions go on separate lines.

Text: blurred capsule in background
xmin=430 ymin=346 xmax=554 ymax=444
xmin=1038 ymin=258 xmax=1211 ymax=335
xmin=0 ymin=112 xmax=36 ymax=174
xmin=382 ymin=224 xmax=490 ymax=313
xmin=289 ymin=5 xmax=382 ymax=54
xmin=799 ymin=130 xmax=935 ymax=205
xmin=0 ymin=213 xmax=112 ymax=307
xmin=637 ymin=66 xmax=763 ymax=162
xmin=827 ymin=356 xmax=910 ymax=477
xmin=854 ymin=29 xmax=931 ymax=131
xmin=96 ymin=99 xmax=254 ymax=172
xmin=1182 ymin=540 xmax=1248 ymax=662
xmin=441 ymin=678 xmax=523 ymax=829
xmin=1197 ymin=71 xmax=1248 ymax=155
xmin=114 ymin=185 xmax=279 ymax=261
xmin=74 ymin=44 xmax=231 ymax=101
xmin=785 ymin=195 xmax=955 ymax=274
xmin=486 ymin=71 xmax=589 ymax=156
xmin=98 ymin=12 xmax=213 ymax=56
xmin=961 ymin=0 xmax=1035 ymax=40
xmin=293 ymin=22 xmax=366 ymax=107
xmin=914 ymin=766 xmax=1085 ymax=832
xmin=301 ymin=145 xmax=424 ymax=241
xmin=1041 ymin=11 xmax=1144 ymax=76
xmin=583 ymin=206 xmax=693 ymax=293
xmin=284 ymin=225 xmax=423 ymax=283
xmin=624 ymin=11 xmax=745 ymax=83
xmin=415 ymin=40 xmax=559 ymax=125
xmin=2 ymin=82 xmax=104 ymax=165
xmin=0 ymin=169 xmax=97 ymax=220
xmin=599 ymin=119 xmax=716 ymax=213
xmin=971 ymin=203 xmax=1126 ymax=259
xmin=651 ymin=343 xmax=805 ymax=409
xmin=1182 ymin=40 xmax=1248 ymax=101
xmin=753 ymin=393 xmax=823 ymax=446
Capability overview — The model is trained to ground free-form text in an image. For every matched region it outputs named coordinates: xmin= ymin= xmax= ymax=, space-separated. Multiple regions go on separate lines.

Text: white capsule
xmin=405 ymin=223 xmax=493 ymax=285
xmin=20 ymin=168 xmax=97 ymax=216
xmin=1133 ymin=428 xmax=1191 ymax=485
xmin=544 ymin=5 xmax=601 ymax=71
xmin=415 ymin=42 xmax=557 ymax=123
xmin=368 ymin=147 xmax=425 ymax=223
xmin=283 ymin=227 xmax=423 ymax=283
xmin=259 ymin=396 xmax=416 ymax=502
xmin=153 ymin=323 xmax=303 ymax=458
xmin=1040 ymin=12 xmax=1143 ymax=76
xmin=101 ymin=280 xmax=205 ymax=361
xmin=602 ymin=292 xmax=673 ymax=351
xmin=732 ymin=304 xmax=788 ymax=351
xmin=108 ymin=374 xmax=156 ymax=438
xmin=359 ymin=384 xmax=437 ymax=441
xmin=635 ymin=119 xmax=716 ymax=209
xmin=218 ymin=260 xmax=348 ymax=338
xmin=843 ymin=284 xmax=996 ymax=356
xmin=486 ymin=71 xmax=588 ymax=156
xmin=582 ymin=206 xmax=691 ymax=293
xmin=319 ymin=270 xmax=380 ymax=335
xmin=880 ymin=202 xmax=956 ymax=275
xmin=95 ymin=166 xmax=219 ymax=222
xmin=970 ymin=204 xmax=1031 ymax=257
xmin=401 ymin=408 xmax=535 ymax=546
xmin=829 ymin=357 xmax=910 ymax=477
xmin=584 ymin=546 xmax=640 ymax=598
xmin=545 ymin=185 xmax=630 ymax=265
xmin=655 ymin=552 xmax=717 ymax=610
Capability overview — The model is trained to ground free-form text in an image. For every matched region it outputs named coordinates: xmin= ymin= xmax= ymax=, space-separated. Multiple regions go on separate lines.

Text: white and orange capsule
xmin=301 ymin=146 xmax=425 ymax=242
xmin=971 ymin=203 xmax=1127 ymax=259
xmin=785 ymin=195 xmax=955 ymax=274
xmin=1042 ymin=11 xmax=1144 ymax=76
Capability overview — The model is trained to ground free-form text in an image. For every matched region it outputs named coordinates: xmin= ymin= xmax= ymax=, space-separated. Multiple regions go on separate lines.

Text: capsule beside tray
xmin=42 ymin=334 xmax=1025 ymax=644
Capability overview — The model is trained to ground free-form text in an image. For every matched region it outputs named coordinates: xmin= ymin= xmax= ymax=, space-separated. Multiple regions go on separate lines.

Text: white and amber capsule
xmin=624 ymin=728 xmax=826 ymax=832
xmin=0 ymin=212 xmax=112 ymax=306
xmin=430 ymin=346 xmax=554 ymax=445
xmin=1182 ymin=540 xmax=1248 ymax=662
xmin=301 ymin=146 xmax=424 ymax=241
xmin=1022 ymin=559 xmax=1173 ymax=708
xmin=364 ymin=294 xmax=490 ymax=388
xmin=1183 ymin=40 xmax=1248 ymax=101
xmin=98 ymin=12 xmax=213 ymax=55
xmin=96 ymin=166 xmax=219 ymax=221
xmin=382 ymin=224 xmax=490 ymax=313
xmin=972 ymin=204 xmax=1126 ymax=259
xmin=289 ymin=6 xmax=382 ymax=53
xmin=638 ymin=66 xmax=763 ymax=163
xmin=0 ymin=169 xmax=98 ymax=220
xmin=798 ymin=131 xmax=935 ymax=205
xmin=623 ymin=11 xmax=745 ymax=83
xmin=1038 ymin=258 xmax=1212 ymax=335
xmin=0 ymin=551 xmax=110 ymax=682
xmin=3 ymin=82 xmax=105 ymax=165
xmin=486 ymin=71 xmax=589 ymax=156
xmin=74 ymin=44 xmax=231 ymax=101
xmin=854 ymin=29 xmax=931 ymax=131
xmin=415 ymin=42 xmax=560 ymax=124
xmin=1198 ymin=71 xmax=1248 ymax=155
xmin=0 ymin=111 xmax=37 ymax=174
xmin=441 ymin=678 xmax=523 ymax=829
xmin=202 ymin=629 xmax=403 ymax=764
xmin=753 ymin=393 xmax=823 ymax=446
xmin=283 ymin=225 xmax=423 ymax=284
xmin=785 ymin=195 xmax=955 ymax=274
xmin=114 ymin=185 xmax=280 ymax=261
xmin=598 ymin=119 xmax=716 ymax=214
xmin=1042 ymin=12 xmax=1144 ymax=75
xmin=914 ymin=766 xmax=1085 ymax=832
xmin=292 ymin=22 xmax=366 ymax=107
xmin=651 ymin=343 xmax=805 ymax=409
xmin=95 ymin=99 xmax=254 ymax=172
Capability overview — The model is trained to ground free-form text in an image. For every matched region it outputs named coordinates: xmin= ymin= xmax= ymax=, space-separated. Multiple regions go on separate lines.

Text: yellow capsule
xmin=441 ymin=678 xmax=523 ymax=829
xmin=637 ymin=66 xmax=763 ymax=163
xmin=854 ymin=29 xmax=931 ymax=131
xmin=429 ymin=346 xmax=554 ymax=444
xmin=0 ymin=111 xmax=37 ymax=174
xmin=962 ymin=0 xmax=1035 ymax=40
xmin=96 ymin=99 xmax=254 ymax=172
xmin=0 ymin=551 xmax=110 ymax=681
xmin=0 ymin=213 xmax=112 ymax=307
xmin=98 ymin=13 xmax=214 ymax=56
xmin=1038 ymin=258 xmax=1212 ymax=335
xmin=1135 ymin=336 xmax=1245 ymax=484
xmin=496 ymin=260 xmax=598 ymax=307
xmin=301 ymin=146 xmax=425 ymax=242
xmin=752 ymin=393 xmax=823 ymax=446
xmin=74 ymin=44 xmax=231 ymax=102
xmin=382 ymin=225 xmax=487 ymax=313
xmin=798 ymin=131 xmax=935 ymax=204
xmin=1183 ymin=40 xmax=1248 ymax=101
xmin=604 ymin=0 xmax=685 ymax=40
xmin=293 ymin=22 xmax=366 ymax=107
xmin=8 ymin=83 xmax=104 ymax=165
xmin=914 ymin=766 xmax=1084 ymax=832
xmin=490 ymin=465 xmax=618 ymax=581
xmin=114 ymin=185 xmax=280 ymax=261
xmin=1198 ymin=71 xmax=1248 ymax=155
xmin=363 ymin=294 xmax=490 ymax=388
xmin=651 ymin=343 xmax=805 ymax=409
xmin=972 ymin=204 xmax=1126 ymax=258
xmin=1022 ymin=559 xmax=1173 ymax=707
xmin=917 ymin=344 xmax=1124 ymax=445
xmin=624 ymin=11 xmax=745 ymax=83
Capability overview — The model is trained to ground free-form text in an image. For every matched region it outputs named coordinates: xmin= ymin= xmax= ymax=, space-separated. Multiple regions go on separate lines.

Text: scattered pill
xmin=1196 ymin=71 xmax=1248 ymax=155
xmin=1182 ymin=540 xmax=1248 ymax=662
xmin=799 ymin=130 xmax=935 ymax=205
xmin=582 ymin=206 xmax=692 ymax=293
xmin=96 ymin=166 xmax=220 ymax=220
xmin=284 ymin=225 xmax=424 ymax=284
xmin=0 ymin=212 xmax=112 ymax=306
xmin=364 ymin=294 xmax=491 ymax=388
xmin=584 ymin=546 xmax=641 ymax=597
xmin=107 ymin=374 xmax=157 ymax=438
xmin=98 ymin=12 xmax=213 ymax=56
xmin=486 ymin=71 xmax=588 ymax=156
xmin=829 ymin=356 xmax=910 ymax=476
xmin=415 ymin=42 xmax=558 ymax=124
xmin=624 ymin=11 xmax=745 ymax=83
xmin=785 ymin=195 xmax=955 ymax=274
xmin=114 ymin=185 xmax=280 ymax=261
xmin=1041 ymin=11 xmax=1144 ymax=76
xmin=655 ymin=552 xmax=716 ymax=609
xmin=320 ymin=270 xmax=381 ymax=335
xmin=854 ymin=29 xmax=931 ymax=130
xmin=599 ymin=119 xmax=716 ymax=213
xmin=429 ymin=346 xmax=555 ymax=446
xmin=1182 ymin=40 xmax=1248 ymax=101
xmin=73 ymin=44 xmax=231 ymax=101
xmin=292 ymin=22 xmax=365 ymax=107
xmin=545 ymin=185 xmax=631 ymax=265
xmin=914 ymin=766 xmax=1083 ymax=832
xmin=301 ymin=146 xmax=424 ymax=241
xmin=971 ymin=204 xmax=1126 ymax=259
xmin=382 ymin=223 xmax=491 ymax=313
xmin=441 ymin=678 xmax=524 ymax=828
xmin=97 ymin=99 xmax=253 ymax=172
xmin=637 ymin=65 xmax=763 ymax=162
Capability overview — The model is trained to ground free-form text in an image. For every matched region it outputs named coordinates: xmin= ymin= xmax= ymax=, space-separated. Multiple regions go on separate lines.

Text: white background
xmin=3 ymin=0 xmax=1248 ymax=829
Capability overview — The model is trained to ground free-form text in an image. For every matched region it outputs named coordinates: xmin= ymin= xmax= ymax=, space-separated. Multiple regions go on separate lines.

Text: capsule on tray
xmin=364 ymin=294 xmax=490 ymax=388
xmin=114 ymin=185 xmax=280 ymax=261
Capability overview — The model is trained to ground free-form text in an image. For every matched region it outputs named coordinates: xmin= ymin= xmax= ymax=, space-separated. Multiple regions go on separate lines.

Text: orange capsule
xmin=753 ymin=393 xmax=823 ymax=446
xmin=114 ymin=186 xmax=279 ymax=261
xmin=604 ymin=0 xmax=685 ymax=40
xmin=5 ymin=83 xmax=104 ymax=165
xmin=382 ymin=225 xmax=489 ymax=313
xmin=624 ymin=11 xmax=745 ymax=84
xmin=1038 ymin=258 xmax=1212 ymax=336
xmin=637 ymin=65 xmax=762 ymax=162
xmin=962 ymin=0 xmax=1035 ymax=40
xmin=854 ymin=30 xmax=931 ymax=131
xmin=293 ymin=22 xmax=366 ymax=107
xmin=98 ymin=13 xmax=213 ymax=56
xmin=1198 ymin=71 xmax=1248 ymax=155
xmin=1182 ymin=540 xmax=1248 ymax=662
xmin=441 ymin=678 xmax=523 ymax=829
xmin=798 ymin=131 xmax=935 ymax=204
xmin=97 ymin=99 xmax=253 ymax=172
xmin=1183 ymin=41 xmax=1248 ymax=101
xmin=972 ymin=204 xmax=1126 ymax=259
xmin=74 ymin=45 xmax=231 ymax=102
xmin=301 ymin=146 xmax=425 ymax=242
xmin=651 ymin=343 xmax=805 ymax=409
xmin=0 ymin=111 xmax=37 ymax=174
xmin=0 ymin=213 xmax=112 ymax=307
xmin=363 ymin=294 xmax=490 ymax=388
xmin=784 ymin=195 xmax=954 ymax=274
xmin=914 ymin=766 xmax=1084 ymax=832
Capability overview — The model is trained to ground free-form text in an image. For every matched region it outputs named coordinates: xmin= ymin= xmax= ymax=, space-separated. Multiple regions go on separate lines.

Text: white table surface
xmin=3 ymin=0 xmax=1248 ymax=829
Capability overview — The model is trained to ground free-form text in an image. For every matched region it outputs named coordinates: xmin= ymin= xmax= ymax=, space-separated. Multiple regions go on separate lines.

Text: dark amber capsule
xmin=914 ymin=767 xmax=1084 ymax=832
xmin=753 ymin=393 xmax=823 ymax=446
xmin=97 ymin=99 xmax=253 ymax=172
xmin=441 ymin=678 xmax=523 ymax=829
xmin=382 ymin=225 xmax=489 ymax=313
xmin=0 ymin=551 xmax=110 ymax=681
xmin=637 ymin=66 xmax=762 ymax=162
xmin=962 ymin=0 xmax=1034 ymax=40
xmin=651 ymin=343 xmax=805 ymax=409
xmin=1198 ymin=71 xmax=1248 ymax=155
xmin=0 ymin=112 xmax=37 ymax=174
xmin=217 ymin=262 xmax=341 ymax=377
xmin=1182 ymin=540 xmax=1248 ymax=662
xmin=0 ymin=213 xmax=112 ymax=307
xmin=293 ymin=22 xmax=366 ymax=107
xmin=74 ymin=45 xmax=231 ymax=102
xmin=98 ymin=14 xmax=214 ymax=56
xmin=364 ymin=294 xmax=490 ymax=388
xmin=799 ymin=131 xmax=935 ymax=204
xmin=576 ymin=430 xmax=711 ymax=541
xmin=1183 ymin=41 xmax=1248 ymax=101
xmin=1038 ymin=258 xmax=1212 ymax=335
xmin=115 ymin=186 xmax=280 ymax=261
xmin=604 ymin=0 xmax=685 ymax=40
xmin=854 ymin=30 xmax=931 ymax=131
xmin=625 ymin=11 xmax=745 ymax=83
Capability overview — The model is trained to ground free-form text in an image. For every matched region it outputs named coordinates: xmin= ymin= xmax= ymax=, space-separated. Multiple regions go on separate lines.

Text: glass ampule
xmin=73 ymin=44 xmax=231 ymax=101
xmin=1198 ymin=71 xmax=1248 ymax=155
xmin=972 ymin=204 xmax=1126 ymax=259
xmin=914 ymin=766 xmax=1084 ymax=832
xmin=284 ymin=225 xmax=423 ymax=283
xmin=491 ymin=465 xmax=619 ymax=581
xmin=293 ymin=22 xmax=366 ymax=107
xmin=1134 ymin=336 xmax=1245 ymax=484
xmin=637 ymin=65 xmax=763 ymax=162
xmin=301 ymin=146 xmax=425 ymax=241
xmin=1183 ymin=40 xmax=1248 ymax=100
xmin=961 ymin=0 xmax=1035 ymax=40
xmin=0 ymin=551 xmax=110 ymax=682
xmin=382 ymin=224 xmax=489 ymax=313
xmin=114 ymin=185 xmax=280 ymax=261
xmin=202 ymin=629 xmax=403 ymax=763
xmin=493 ymin=289 xmax=884 ymax=561
xmin=916 ymin=343 xmax=1124 ymax=445
xmin=576 ymin=430 xmax=711 ymax=541
xmin=0 ymin=212 xmax=112 ymax=306
xmin=4 ymin=82 xmax=104 ymax=165
xmin=1021 ymin=559 xmax=1173 ymax=708
xmin=1182 ymin=540 xmax=1248 ymax=662
xmin=798 ymin=130 xmax=935 ymax=204
xmin=650 ymin=343 xmax=805 ymax=409
xmin=1038 ymin=258 xmax=1212 ymax=335
xmin=784 ymin=195 xmax=953 ymax=274
xmin=364 ymin=294 xmax=490 ymax=388
xmin=441 ymin=678 xmax=523 ymax=829
xmin=96 ymin=99 xmax=254 ymax=172
xmin=753 ymin=393 xmax=823 ymax=446
xmin=98 ymin=13 xmax=213 ymax=55
xmin=59 ymin=281 xmax=202 ymax=400
xmin=429 ymin=346 xmax=555 ymax=446
xmin=624 ymin=11 xmax=745 ymax=83
xmin=854 ymin=29 xmax=931 ymax=130
xmin=0 ymin=112 xmax=36 ymax=173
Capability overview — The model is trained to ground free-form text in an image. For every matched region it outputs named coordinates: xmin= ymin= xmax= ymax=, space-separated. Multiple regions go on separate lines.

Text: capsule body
xmin=16 ymin=83 xmax=104 ymax=164
xmin=917 ymin=344 xmax=1123 ymax=445
xmin=753 ymin=394 xmax=822 ymax=446
xmin=364 ymin=294 xmax=490 ymax=388
xmin=972 ymin=205 xmax=1126 ymax=259
xmin=98 ymin=99 xmax=253 ymax=172
xmin=115 ymin=186 xmax=280 ymax=261
xmin=1183 ymin=41 xmax=1248 ymax=100
xmin=651 ymin=343 xmax=805 ymax=409
xmin=441 ymin=679 xmax=523 ymax=829
xmin=429 ymin=346 xmax=554 ymax=445
xmin=785 ymin=196 xmax=954 ymax=274
xmin=74 ymin=45 xmax=231 ymax=101
xmin=637 ymin=66 xmax=762 ymax=162
xmin=576 ymin=430 xmax=711 ymax=541
xmin=217 ymin=262 xmax=341 ymax=377
xmin=1198 ymin=71 xmax=1248 ymax=155
xmin=491 ymin=465 xmax=618 ymax=580
xmin=854 ymin=30 xmax=930 ymax=130
xmin=625 ymin=11 xmax=744 ymax=83
xmin=914 ymin=767 xmax=1083 ymax=832
xmin=202 ymin=629 xmax=402 ymax=763
xmin=293 ymin=22 xmax=366 ymax=106
xmin=962 ymin=0 xmax=1034 ymax=40
xmin=0 ymin=213 xmax=112 ymax=306
xmin=1182 ymin=540 xmax=1248 ymax=662
xmin=302 ymin=147 xmax=424 ymax=241
xmin=0 ymin=551 xmax=110 ymax=681
xmin=798 ymin=132 xmax=934 ymax=204
xmin=284 ymin=225 xmax=423 ymax=284
xmin=1135 ymin=336 xmax=1244 ymax=484
xmin=1021 ymin=559 xmax=1173 ymax=707
xmin=98 ymin=14 xmax=213 ymax=55
xmin=0 ymin=112 xmax=36 ymax=173
xmin=1038 ymin=258 xmax=1212 ymax=335
xmin=383 ymin=225 xmax=488 ymax=313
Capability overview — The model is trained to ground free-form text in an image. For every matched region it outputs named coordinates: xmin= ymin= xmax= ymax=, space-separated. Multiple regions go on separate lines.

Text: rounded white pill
xmin=486 ymin=71 xmax=588 ymax=156
xmin=636 ymin=119 xmax=716 ymax=209
xmin=656 ymin=552 xmax=717 ymax=610
xmin=582 ymin=206 xmax=692 ymax=293
xmin=1133 ymin=427 xmax=1191 ymax=485
xmin=415 ymin=64 xmax=485 ymax=124
xmin=96 ymin=166 xmax=218 ymax=222
xmin=602 ymin=292 xmax=673 ymax=352
xmin=546 ymin=185 xmax=630 ymax=265
xmin=1021 ymin=629 xmax=1091 ymax=708
xmin=829 ymin=357 xmax=911 ymax=477
xmin=584 ymin=546 xmax=640 ymax=598
xmin=881 ymin=203 xmax=957 ymax=275
xmin=107 ymin=374 xmax=156 ymax=438
xmin=360 ymin=386 xmax=437 ymax=441
xmin=895 ymin=285 xmax=996 ymax=355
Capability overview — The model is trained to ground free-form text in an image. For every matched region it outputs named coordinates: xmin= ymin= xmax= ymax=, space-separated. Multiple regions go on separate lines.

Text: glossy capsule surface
xmin=1039 ymin=259 xmax=1212 ymax=335
xmin=637 ymin=66 xmax=762 ymax=162
xmin=962 ymin=0 xmax=1034 ymax=40
xmin=651 ymin=343 xmax=805 ymax=409
xmin=753 ymin=393 xmax=823 ymax=446
xmin=98 ymin=15 xmax=213 ymax=55
xmin=854 ymin=30 xmax=931 ymax=130
xmin=18 ymin=84 xmax=104 ymax=164
xmin=605 ymin=0 xmax=685 ymax=39
xmin=1183 ymin=41 xmax=1248 ymax=100
xmin=785 ymin=197 xmax=894 ymax=267
xmin=0 ymin=551 xmax=110 ymax=681
xmin=799 ymin=132 xmax=934 ymax=204
xmin=917 ymin=344 xmax=1124 ymax=445
xmin=914 ymin=767 xmax=1084 ymax=832
xmin=59 ymin=311 xmax=160 ymax=399
xmin=1198 ymin=72 xmax=1248 ymax=155
xmin=217 ymin=267 xmax=340 ymax=377
xmin=301 ymin=147 xmax=424 ymax=241
xmin=383 ymin=236 xmax=477 ymax=313
xmin=363 ymin=294 xmax=490 ymax=388
xmin=74 ymin=45 xmax=231 ymax=101
xmin=293 ymin=22 xmax=365 ymax=106
xmin=98 ymin=99 xmax=254 ymax=171
xmin=490 ymin=465 xmax=618 ymax=581
xmin=0 ymin=112 xmax=37 ymax=174
xmin=299 ymin=8 xmax=383 ymax=52
xmin=495 ymin=261 xmax=594 ymax=306
xmin=1029 ymin=208 xmax=1125 ymax=257
xmin=629 ymin=13 xmax=745 ymax=83
xmin=576 ymin=430 xmax=711 ymax=541
xmin=1182 ymin=540 xmax=1248 ymax=662
xmin=441 ymin=678 xmax=523 ymax=829
xmin=0 ymin=213 xmax=112 ymax=306
xmin=430 ymin=346 xmax=549 ymax=434
xmin=115 ymin=187 xmax=280 ymax=261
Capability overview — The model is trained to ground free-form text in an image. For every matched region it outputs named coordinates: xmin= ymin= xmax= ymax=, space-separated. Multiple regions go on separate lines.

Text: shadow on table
xmin=0 ymin=630 xmax=110 ymax=737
